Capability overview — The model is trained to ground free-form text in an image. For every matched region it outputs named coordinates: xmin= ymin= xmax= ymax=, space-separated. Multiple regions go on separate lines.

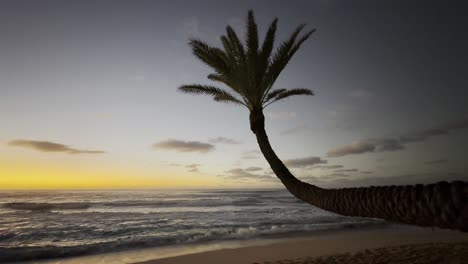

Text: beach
xmin=134 ymin=227 xmax=467 ymax=264
xmin=3 ymin=190 xmax=467 ymax=264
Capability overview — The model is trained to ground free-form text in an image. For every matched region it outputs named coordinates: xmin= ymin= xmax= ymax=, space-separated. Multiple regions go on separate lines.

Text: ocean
xmin=0 ymin=189 xmax=385 ymax=263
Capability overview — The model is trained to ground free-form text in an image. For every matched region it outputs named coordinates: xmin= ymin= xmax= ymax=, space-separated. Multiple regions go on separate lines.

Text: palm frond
xmin=189 ymin=39 xmax=228 ymax=73
xmin=178 ymin=84 xmax=247 ymax=106
xmin=246 ymin=10 xmax=259 ymax=58
xmin=244 ymin=10 xmax=262 ymax=104
xmin=220 ymin=35 xmax=235 ymax=61
xmin=206 ymin=73 xmax=247 ymax=100
xmin=259 ymin=18 xmax=278 ymax=63
xmin=213 ymin=93 xmax=246 ymax=106
xmin=264 ymin=88 xmax=314 ymax=107
xmin=288 ymin=29 xmax=316 ymax=62
xmin=178 ymin=84 xmax=231 ymax=97
xmin=263 ymin=88 xmax=286 ymax=103
xmin=226 ymin=26 xmax=246 ymax=63
xmin=261 ymin=24 xmax=310 ymax=99
xmin=207 ymin=73 xmax=228 ymax=84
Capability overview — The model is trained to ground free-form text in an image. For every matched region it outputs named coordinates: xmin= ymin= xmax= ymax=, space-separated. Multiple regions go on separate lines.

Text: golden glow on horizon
xmin=0 ymin=159 xmax=221 ymax=189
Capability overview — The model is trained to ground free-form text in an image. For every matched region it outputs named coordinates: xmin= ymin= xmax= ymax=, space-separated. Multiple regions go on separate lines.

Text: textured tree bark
xmin=249 ymin=108 xmax=468 ymax=232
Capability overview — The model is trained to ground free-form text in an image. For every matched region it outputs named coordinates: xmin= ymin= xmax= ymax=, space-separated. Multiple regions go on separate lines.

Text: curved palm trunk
xmin=250 ymin=109 xmax=468 ymax=232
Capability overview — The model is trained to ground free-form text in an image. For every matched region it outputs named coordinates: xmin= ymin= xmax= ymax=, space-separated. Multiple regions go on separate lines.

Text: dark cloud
xmin=327 ymin=119 xmax=468 ymax=158
xmin=284 ymin=156 xmax=327 ymax=168
xmin=8 ymin=139 xmax=106 ymax=154
xmin=209 ymin=137 xmax=241 ymax=144
xmin=327 ymin=138 xmax=404 ymax=157
xmin=153 ymin=139 xmax=214 ymax=153
xmin=321 ymin=173 xmax=351 ymax=179
xmin=222 ymin=168 xmax=276 ymax=182
xmin=374 ymin=139 xmax=405 ymax=152
xmin=300 ymin=173 xmax=350 ymax=183
xmin=327 ymin=140 xmax=376 ymax=157
xmin=244 ymin=166 xmax=263 ymax=172
xmin=334 ymin=169 xmax=359 ymax=173
xmin=186 ymin=163 xmax=201 ymax=172
xmin=400 ymin=120 xmax=468 ymax=143
xmin=313 ymin=165 xmax=344 ymax=170
xmin=424 ymin=159 xmax=449 ymax=165
xmin=298 ymin=175 xmax=323 ymax=183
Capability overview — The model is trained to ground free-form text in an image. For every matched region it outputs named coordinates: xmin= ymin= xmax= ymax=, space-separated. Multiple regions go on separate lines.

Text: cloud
xmin=374 ymin=139 xmax=405 ymax=151
xmin=280 ymin=125 xmax=309 ymax=136
xmin=245 ymin=166 xmax=263 ymax=172
xmin=321 ymin=173 xmax=351 ymax=179
xmin=153 ymin=139 xmax=214 ymax=153
xmin=334 ymin=169 xmax=359 ymax=173
xmin=424 ymin=159 xmax=449 ymax=165
xmin=326 ymin=119 xmax=468 ymax=158
xmin=284 ymin=156 xmax=327 ymax=168
xmin=209 ymin=137 xmax=241 ymax=144
xmin=186 ymin=163 xmax=201 ymax=172
xmin=327 ymin=140 xmax=376 ymax=157
xmin=300 ymin=172 xmax=351 ymax=183
xmin=400 ymin=119 xmax=468 ymax=143
xmin=313 ymin=165 xmax=344 ymax=170
xmin=327 ymin=138 xmax=404 ymax=157
xmin=222 ymin=168 xmax=276 ymax=182
xmin=8 ymin=139 xmax=106 ymax=155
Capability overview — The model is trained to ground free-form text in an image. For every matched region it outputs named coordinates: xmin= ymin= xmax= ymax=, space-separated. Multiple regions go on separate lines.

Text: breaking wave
xmin=3 ymin=202 xmax=91 ymax=211
xmin=0 ymin=189 xmax=387 ymax=262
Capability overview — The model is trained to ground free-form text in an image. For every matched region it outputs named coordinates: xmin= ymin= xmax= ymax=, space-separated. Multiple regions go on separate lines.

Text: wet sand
xmin=133 ymin=227 xmax=467 ymax=264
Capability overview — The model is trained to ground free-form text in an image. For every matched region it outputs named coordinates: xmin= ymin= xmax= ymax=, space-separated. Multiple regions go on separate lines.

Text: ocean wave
xmin=2 ymin=198 xmax=269 ymax=212
xmin=3 ymin=202 xmax=91 ymax=211
xmin=101 ymin=201 xmax=181 ymax=207
xmin=0 ymin=190 xmax=388 ymax=263
xmin=0 ymin=220 xmax=386 ymax=262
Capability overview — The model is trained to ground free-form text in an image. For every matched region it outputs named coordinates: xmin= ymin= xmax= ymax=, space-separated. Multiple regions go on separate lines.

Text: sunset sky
xmin=1 ymin=0 xmax=467 ymax=189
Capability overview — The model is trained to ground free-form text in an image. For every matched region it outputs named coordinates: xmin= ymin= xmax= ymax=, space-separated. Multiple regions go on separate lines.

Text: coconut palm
xmin=179 ymin=10 xmax=467 ymax=232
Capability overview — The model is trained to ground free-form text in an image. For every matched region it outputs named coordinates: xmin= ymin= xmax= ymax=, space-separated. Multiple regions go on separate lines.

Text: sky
xmin=1 ymin=0 xmax=467 ymax=189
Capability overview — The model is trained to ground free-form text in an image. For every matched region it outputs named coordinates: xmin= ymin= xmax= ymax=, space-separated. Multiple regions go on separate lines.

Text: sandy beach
xmin=134 ymin=227 xmax=468 ymax=264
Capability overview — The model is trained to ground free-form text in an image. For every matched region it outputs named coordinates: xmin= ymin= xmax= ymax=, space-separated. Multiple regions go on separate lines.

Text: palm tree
xmin=178 ymin=10 xmax=467 ymax=232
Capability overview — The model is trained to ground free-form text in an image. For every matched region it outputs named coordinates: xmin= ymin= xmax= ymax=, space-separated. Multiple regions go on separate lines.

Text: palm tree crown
xmin=179 ymin=10 xmax=315 ymax=111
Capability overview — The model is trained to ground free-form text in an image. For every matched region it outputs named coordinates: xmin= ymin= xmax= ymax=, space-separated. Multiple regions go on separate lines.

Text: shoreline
xmin=133 ymin=226 xmax=467 ymax=264
xmin=23 ymin=225 xmax=467 ymax=264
